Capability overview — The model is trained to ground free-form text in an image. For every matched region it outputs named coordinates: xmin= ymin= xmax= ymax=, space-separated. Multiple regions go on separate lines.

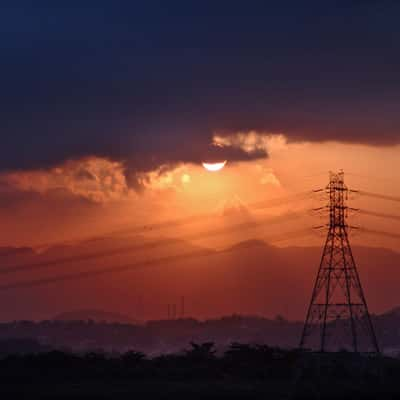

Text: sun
xmin=202 ymin=161 xmax=227 ymax=172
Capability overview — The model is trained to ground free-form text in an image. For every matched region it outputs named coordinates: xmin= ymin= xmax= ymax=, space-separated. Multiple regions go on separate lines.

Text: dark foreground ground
xmin=0 ymin=344 xmax=398 ymax=399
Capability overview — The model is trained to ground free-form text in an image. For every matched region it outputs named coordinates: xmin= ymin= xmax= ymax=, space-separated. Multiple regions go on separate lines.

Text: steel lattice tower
xmin=300 ymin=171 xmax=379 ymax=353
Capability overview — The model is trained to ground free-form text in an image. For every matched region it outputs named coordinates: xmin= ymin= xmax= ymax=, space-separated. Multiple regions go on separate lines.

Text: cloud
xmin=1 ymin=157 xmax=129 ymax=203
xmin=0 ymin=0 xmax=400 ymax=184
xmin=0 ymin=133 xmax=270 ymax=200
xmin=137 ymin=164 xmax=195 ymax=193
xmin=216 ymin=195 xmax=252 ymax=219
xmin=213 ymin=132 xmax=288 ymax=156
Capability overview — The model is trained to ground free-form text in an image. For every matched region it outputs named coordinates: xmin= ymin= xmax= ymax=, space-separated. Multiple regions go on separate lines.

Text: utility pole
xmin=172 ymin=304 xmax=176 ymax=320
xmin=300 ymin=171 xmax=379 ymax=353
xmin=181 ymin=296 xmax=185 ymax=318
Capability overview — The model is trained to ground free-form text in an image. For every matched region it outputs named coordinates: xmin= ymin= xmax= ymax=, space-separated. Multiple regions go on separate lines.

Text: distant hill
xmin=0 ymin=246 xmax=35 ymax=258
xmin=0 ymin=237 xmax=399 ymax=322
xmin=53 ymin=309 xmax=139 ymax=324
xmin=0 ymin=310 xmax=400 ymax=355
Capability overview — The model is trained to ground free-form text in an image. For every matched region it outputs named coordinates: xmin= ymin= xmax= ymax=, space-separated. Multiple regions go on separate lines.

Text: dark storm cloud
xmin=1 ymin=0 xmax=400 ymax=182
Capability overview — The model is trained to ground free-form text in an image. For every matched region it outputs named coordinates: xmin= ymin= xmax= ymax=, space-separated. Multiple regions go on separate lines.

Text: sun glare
xmin=202 ymin=161 xmax=227 ymax=172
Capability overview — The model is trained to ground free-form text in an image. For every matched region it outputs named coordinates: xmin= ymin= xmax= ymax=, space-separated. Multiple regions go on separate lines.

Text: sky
xmin=0 ymin=1 xmax=400 ymax=320
xmin=0 ymin=1 xmax=398 ymax=242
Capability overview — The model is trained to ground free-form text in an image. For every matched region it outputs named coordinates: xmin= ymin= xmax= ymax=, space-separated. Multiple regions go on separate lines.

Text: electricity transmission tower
xmin=300 ymin=171 xmax=379 ymax=353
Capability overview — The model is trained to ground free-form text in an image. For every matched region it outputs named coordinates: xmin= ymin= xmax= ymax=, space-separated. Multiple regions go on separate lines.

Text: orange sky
xmin=0 ymin=132 xmax=399 ymax=252
xmin=0 ymin=132 xmax=399 ymax=321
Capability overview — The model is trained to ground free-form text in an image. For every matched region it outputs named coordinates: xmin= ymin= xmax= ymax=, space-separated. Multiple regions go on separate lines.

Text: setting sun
xmin=202 ymin=161 xmax=227 ymax=172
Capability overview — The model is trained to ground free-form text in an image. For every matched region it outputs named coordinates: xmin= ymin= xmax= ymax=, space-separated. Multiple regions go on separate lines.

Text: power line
xmin=246 ymin=191 xmax=312 ymax=210
xmin=7 ymin=190 xmax=313 ymax=254
xmin=357 ymin=190 xmax=400 ymax=203
xmin=359 ymin=228 xmax=400 ymax=240
xmin=358 ymin=209 xmax=400 ymax=221
xmin=0 ymin=229 xmax=313 ymax=291
xmin=346 ymin=172 xmax=400 ymax=185
xmin=0 ymin=211 xmax=309 ymax=276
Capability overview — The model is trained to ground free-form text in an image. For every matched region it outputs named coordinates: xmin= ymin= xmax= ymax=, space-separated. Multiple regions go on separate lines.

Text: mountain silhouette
xmin=0 ymin=238 xmax=398 ymax=322
xmin=53 ymin=309 xmax=139 ymax=324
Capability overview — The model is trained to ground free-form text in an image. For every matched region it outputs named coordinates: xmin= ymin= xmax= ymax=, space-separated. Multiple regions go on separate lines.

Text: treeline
xmin=0 ymin=316 xmax=302 ymax=354
xmin=1 ymin=311 xmax=400 ymax=356
xmin=0 ymin=343 xmax=399 ymax=398
xmin=1 ymin=343 xmax=301 ymax=381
